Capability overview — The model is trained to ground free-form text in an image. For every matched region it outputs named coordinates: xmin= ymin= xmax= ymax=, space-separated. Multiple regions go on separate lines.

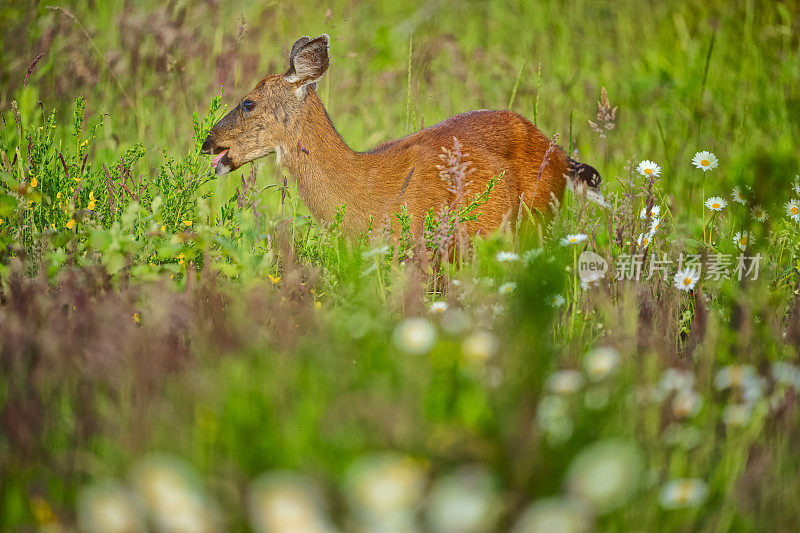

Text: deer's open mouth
xmin=209 ymin=149 xmax=228 ymax=169
xmin=207 ymin=149 xmax=234 ymax=176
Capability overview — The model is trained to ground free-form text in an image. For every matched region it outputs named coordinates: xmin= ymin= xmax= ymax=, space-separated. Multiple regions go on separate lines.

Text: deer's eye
xmin=242 ymin=99 xmax=255 ymax=112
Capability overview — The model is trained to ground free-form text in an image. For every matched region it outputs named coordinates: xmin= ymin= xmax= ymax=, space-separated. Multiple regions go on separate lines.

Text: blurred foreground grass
xmin=1 ymin=0 xmax=800 ymax=530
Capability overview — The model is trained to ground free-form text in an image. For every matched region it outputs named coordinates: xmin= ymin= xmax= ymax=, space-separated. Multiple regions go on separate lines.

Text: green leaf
xmin=0 ymin=194 xmax=18 ymax=217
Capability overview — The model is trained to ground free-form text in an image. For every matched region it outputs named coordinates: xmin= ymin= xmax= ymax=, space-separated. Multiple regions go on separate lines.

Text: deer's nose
xmin=200 ymin=135 xmax=215 ymax=154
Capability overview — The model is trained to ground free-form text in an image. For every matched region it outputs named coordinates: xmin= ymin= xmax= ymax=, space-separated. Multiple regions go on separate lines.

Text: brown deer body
xmin=202 ymin=35 xmax=601 ymax=237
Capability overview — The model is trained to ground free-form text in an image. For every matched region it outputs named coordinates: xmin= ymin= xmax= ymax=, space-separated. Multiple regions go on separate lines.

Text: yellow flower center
xmin=712 ymin=203 xmax=720 ymax=209
xmin=683 ymin=277 xmax=692 ymax=286
xmin=701 ymin=159 xmax=710 ymax=166
xmin=644 ymin=168 xmax=653 ymax=175
xmin=792 ymin=206 xmax=799 ymax=215
xmin=740 ymin=238 xmax=747 ymax=245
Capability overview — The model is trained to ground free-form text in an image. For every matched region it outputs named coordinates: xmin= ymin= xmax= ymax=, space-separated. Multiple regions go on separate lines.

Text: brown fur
xmin=202 ymin=34 xmax=573 ymax=237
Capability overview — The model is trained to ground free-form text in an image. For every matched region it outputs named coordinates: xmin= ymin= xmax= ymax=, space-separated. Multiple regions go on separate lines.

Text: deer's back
xmin=364 ymin=110 xmax=569 ymax=234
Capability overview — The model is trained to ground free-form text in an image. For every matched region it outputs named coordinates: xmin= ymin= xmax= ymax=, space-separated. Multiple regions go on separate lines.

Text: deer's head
xmin=201 ymin=34 xmax=330 ymax=175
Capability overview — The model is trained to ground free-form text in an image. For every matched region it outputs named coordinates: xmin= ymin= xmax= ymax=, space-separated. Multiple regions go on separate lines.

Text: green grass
xmin=1 ymin=0 xmax=800 ymax=530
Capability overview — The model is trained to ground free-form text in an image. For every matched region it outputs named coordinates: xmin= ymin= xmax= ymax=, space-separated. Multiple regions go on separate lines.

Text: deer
xmin=201 ymin=34 xmax=601 ymax=239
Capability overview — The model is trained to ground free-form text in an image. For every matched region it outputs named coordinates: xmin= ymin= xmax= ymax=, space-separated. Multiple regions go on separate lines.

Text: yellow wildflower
xmin=30 ymin=495 xmax=57 ymax=525
xmin=81 ymin=139 xmax=88 ymax=147
xmin=160 ymin=225 xmax=166 ymax=233
xmin=66 ymin=219 xmax=76 ymax=229
xmin=182 ymin=220 xmax=193 ymax=227
xmin=268 ymin=274 xmax=281 ymax=285
xmin=30 ymin=176 xmax=38 ymax=188
xmin=56 ymin=191 xmax=61 ymax=199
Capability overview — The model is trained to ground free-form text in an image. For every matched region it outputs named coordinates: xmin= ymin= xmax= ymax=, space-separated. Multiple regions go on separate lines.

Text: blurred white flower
xmin=658 ymin=368 xmax=696 ymax=396
xmin=511 ymin=498 xmax=592 ymax=533
xmin=496 ymin=251 xmax=521 ymax=262
xmin=499 ymin=282 xmax=517 ymax=295
xmin=247 ymin=472 xmax=333 ymax=533
xmin=659 ymin=478 xmax=708 ymax=509
xmin=705 ymin=197 xmax=727 ymax=211
xmin=722 ymin=403 xmax=753 ymax=427
xmin=393 ymin=318 xmax=436 ymax=355
xmin=714 ymin=365 xmax=757 ymax=390
xmin=731 ymin=186 xmax=747 ymax=205
xmin=794 ymin=175 xmax=800 ymax=196
xmin=583 ymin=347 xmax=620 ymax=381
xmin=462 ymin=330 xmax=499 ymax=364
xmin=547 ymin=294 xmax=566 ymax=308
xmin=786 ymin=200 xmax=800 ymax=222
xmin=673 ymin=268 xmax=700 ymax=292
xmin=565 ymin=440 xmax=643 ymax=513
xmin=637 ymin=160 xmax=661 ymax=178
xmin=771 ymin=362 xmax=800 ymax=391
xmin=429 ymin=301 xmax=448 ymax=314
xmin=523 ymin=248 xmax=544 ymax=263
xmin=345 ymin=454 xmax=426 ymax=527
xmin=547 ymin=370 xmax=584 ymax=394
xmin=750 ymin=205 xmax=768 ymax=222
xmin=130 ymin=455 xmax=220 ymax=533
xmin=426 ymin=466 xmax=501 ymax=533
xmin=561 ymin=234 xmax=588 ymax=246
xmin=440 ymin=309 xmax=471 ymax=335
xmin=672 ymin=389 xmax=702 ymax=418
xmin=537 ymin=395 xmax=574 ymax=444
xmin=692 ymin=151 xmax=718 ymax=172
xmin=637 ymin=233 xmax=652 ymax=249
xmin=639 ymin=205 xmax=661 ymax=220
xmin=733 ymin=230 xmax=753 ymax=251
xmin=78 ymin=481 xmax=145 ymax=533
xmin=362 ymin=245 xmax=390 ymax=259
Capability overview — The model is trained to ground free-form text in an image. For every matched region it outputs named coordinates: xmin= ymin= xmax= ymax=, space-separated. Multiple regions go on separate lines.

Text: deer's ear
xmin=284 ymin=34 xmax=329 ymax=92
xmin=288 ymin=36 xmax=311 ymax=62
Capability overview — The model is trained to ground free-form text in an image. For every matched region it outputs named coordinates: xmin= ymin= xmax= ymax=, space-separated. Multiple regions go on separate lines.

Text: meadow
xmin=1 ymin=0 xmax=800 ymax=530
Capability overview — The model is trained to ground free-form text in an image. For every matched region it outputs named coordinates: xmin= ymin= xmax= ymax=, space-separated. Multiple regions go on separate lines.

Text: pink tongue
xmin=209 ymin=149 xmax=228 ymax=169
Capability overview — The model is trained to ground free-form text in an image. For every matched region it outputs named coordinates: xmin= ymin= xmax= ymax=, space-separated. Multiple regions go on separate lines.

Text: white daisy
xmin=659 ymin=479 xmax=708 ymax=509
xmin=547 ymin=294 xmax=566 ymax=307
xmin=495 ymin=251 xmax=521 ymax=262
xmin=733 ymin=230 xmax=753 ymax=251
xmin=649 ymin=216 xmax=662 ymax=234
xmin=672 ymin=389 xmax=703 ymax=418
xmin=714 ymin=365 xmax=757 ymax=390
xmin=546 ymin=370 xmax=584 ymax=394
xmin=561 ymin=233 xmax=588 ymax=246
xmin=498 ymin=282 xmax=516 ymax=295
xmin=786 ymin=200 xmax=800 ymax=222
xmin=637 ymin=233 xmax=651 ymax=249
xmin=583 ymin=347 xmax=620 ymax=381
xmin=429 ymin=301 xmax=448 ymax=314
xmin=750 ymin=205 xmax=768 ymax=222
xmin=705 ymin=197 xmax=727 ymax=211
xmin=393 ymin=318 xmax=436 ymax=355
xmin=673 ymin=268 xmax=700 ymax=292
xmin=637 ymin=160 xmax=661 ymax=178
xmin=731 ymin=186 xmax=747 ymax=205
xmin=692 ymin=151 xmax=718 ymax=172
xmin=639 ymin=205 xmax=661 ymax=220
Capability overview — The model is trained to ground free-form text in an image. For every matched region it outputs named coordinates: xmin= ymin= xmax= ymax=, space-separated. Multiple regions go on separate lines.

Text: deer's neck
xmin=278 ymin=91 xmax=376 ymax=232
